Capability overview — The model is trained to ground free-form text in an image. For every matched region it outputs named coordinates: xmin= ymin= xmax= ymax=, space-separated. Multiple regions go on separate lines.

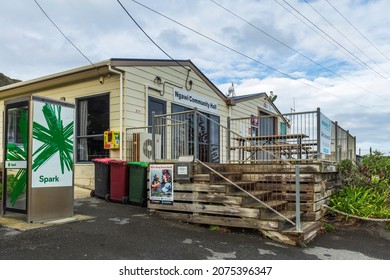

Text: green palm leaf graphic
xmin=9 ymin=169 xmax=27 ymax=206
xmin=6 ymin=109 xmax=28 ymax=206
xmin=32 ymin=104 xmax=74 ymax=174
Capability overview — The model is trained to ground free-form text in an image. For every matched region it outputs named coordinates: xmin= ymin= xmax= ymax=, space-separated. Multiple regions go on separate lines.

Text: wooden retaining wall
xmin=148 ymin=182 xmax=282 ymax=231
xmin=147 ymin=161 xmax=340 ymax=244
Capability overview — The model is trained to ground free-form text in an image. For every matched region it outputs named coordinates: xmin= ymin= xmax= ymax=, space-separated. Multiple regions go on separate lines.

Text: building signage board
xmin=320 ymin=113 xmax=332 ymax=155
xmin=31 ymin=100 xmax=74 ymax=188
xmin=149 ymin=164 xmax=174 ymax=205
xmin=173 ymin=87 xmax=218 ymax=114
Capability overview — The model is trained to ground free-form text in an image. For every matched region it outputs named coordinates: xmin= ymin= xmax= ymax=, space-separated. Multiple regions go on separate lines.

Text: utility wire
xmin=127 ymin=0 xmax=297 ymax=79
xmin=273 ymin=0 xmax=390 ymax=101
xmin=127 ymin=0 xmax=390 ymax=116
xmin=280 ymin=0 xmax=390 ymax=85
xmin=33 ymin=0 xmax=98 ymax=71
xmin=210 ymin=0 xmax=390 ymax=102
xmin=116 ymin=0 xmax=189 ymax=72
xmin=274 ymin=0 xmax=365 ymax=68
xmin=303 ymin=0 xmax=390 ymax=79
xmin=325 ymin=0 xmax=390 ymax=62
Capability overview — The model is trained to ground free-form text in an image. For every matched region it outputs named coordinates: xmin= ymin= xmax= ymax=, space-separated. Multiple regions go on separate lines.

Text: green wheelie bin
xmin=128 ymin=162 xmax=148 ymax=207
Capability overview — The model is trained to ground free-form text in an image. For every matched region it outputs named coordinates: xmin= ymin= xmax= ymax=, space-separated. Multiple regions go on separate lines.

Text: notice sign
xmin=320 ymin=113 xmax=332 ymax=155
xmin=173 ymin=87 xmax=218 ymax=114
xmin=31 ymin=100 xmax=74 ymax=188
xmin=149 ymin=164 xmax=174 ymax=205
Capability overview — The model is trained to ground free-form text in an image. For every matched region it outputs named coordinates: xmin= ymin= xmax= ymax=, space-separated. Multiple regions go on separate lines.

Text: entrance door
xmin=148 ymin=97 xmax=166 ymax=158
xmin=258 ymin=110 xmax=276 ymax=160
xmin=3 ymin=101 xmax=29 ymax=214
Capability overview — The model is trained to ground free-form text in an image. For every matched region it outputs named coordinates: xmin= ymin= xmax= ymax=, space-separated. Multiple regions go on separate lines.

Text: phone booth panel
xmin=3 ymin=99 xmax=29 ymax=214
xmin=2 ymin=96 xmax=75 ymax=222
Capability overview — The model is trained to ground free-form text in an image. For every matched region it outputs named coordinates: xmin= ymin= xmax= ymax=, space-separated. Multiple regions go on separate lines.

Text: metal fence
xmin=125 ymin=108 xmax=355 ymax=228
xmin=229 ymin=108 xmax=356 ymax=163
xmin=126 ymin=108 xmax=356 ymax=164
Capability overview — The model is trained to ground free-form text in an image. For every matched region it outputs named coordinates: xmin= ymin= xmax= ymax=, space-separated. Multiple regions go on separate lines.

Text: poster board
xmin=320 ymin=113 xmax=332 ymax=155
xmin=28 ymin=96 xmax=75 ymax=222
xmin=149 ymin=164 xmax=174 ymax=205
xmin=32 ymin=99 xmax=74 ymax=188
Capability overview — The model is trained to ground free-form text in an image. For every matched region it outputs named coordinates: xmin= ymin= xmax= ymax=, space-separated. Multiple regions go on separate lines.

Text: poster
xmin=31 ymin=100 xmax=74 ymax=188
xmin=149 ymin=164 xmax=174 ymax=205
xmin=320 ymin=113 xmax=332 ymax=155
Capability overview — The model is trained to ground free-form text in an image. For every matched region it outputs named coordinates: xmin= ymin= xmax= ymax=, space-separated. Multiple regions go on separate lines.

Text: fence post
xmin=316 ymin=107 xmax=321 ymax=160
xmin=193 ymin=108 xmax=198 ymax=160
xmin=152 ymin=111 xmax=156 ymax=161
xmin=335 ymin=121 xmax=339 ymax=162
xmin=295 ymin=165 xmax=301 ymax=232
xmin=227 ymin=116 xmax=231 ymax=162
xmin=347 ymin=130 xmax=350 ymax=160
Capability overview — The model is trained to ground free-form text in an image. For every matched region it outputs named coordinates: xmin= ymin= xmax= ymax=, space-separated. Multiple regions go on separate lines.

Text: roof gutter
xmin=108 ymin=63 xmax=124 ymax=160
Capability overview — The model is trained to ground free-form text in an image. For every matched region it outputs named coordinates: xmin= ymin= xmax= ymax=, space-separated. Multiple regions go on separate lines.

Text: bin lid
xmin=92 ymin=158 xmax=111 ymax=164
xmin=108 ymin=159 xmax=128 ymax=166
xmin=128 ymin=161 xmax=148 ymax=167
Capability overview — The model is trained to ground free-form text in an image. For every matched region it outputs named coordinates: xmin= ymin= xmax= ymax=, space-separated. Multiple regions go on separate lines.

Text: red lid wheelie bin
xmin=108 ymin=159 xmax=129 ymax=203
xmin=91 ymin=158 xmax=111 ymax=201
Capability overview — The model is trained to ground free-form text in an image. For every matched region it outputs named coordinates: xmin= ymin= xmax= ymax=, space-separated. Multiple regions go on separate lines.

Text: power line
xmin=279 ymin=0 xmax=390 ymax=85
xmin=274 ymin=0 xmax=363 ymax=66
xmin=325 ymin=0 xmax=390 ymax=62
xmin=210 ymin=0 xmax=390 ymax=102
xmin=33 ymin=0 xmax=98 ymax=71
xmin=127 ymin=0 xmax=390 ymax=116
xmin=303 ymin=0 xmax=390 ymax=80
xmin=116 ymin=0 xmax=189 ymax=73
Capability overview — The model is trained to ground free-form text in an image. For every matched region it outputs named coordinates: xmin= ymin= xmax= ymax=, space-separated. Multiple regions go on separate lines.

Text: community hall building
xmin=0 ymin=58 xmax=285 ymax=190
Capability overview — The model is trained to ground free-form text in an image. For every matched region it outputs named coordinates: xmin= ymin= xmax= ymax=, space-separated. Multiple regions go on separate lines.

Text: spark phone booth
xmin=2 ymin=96 xmax=75 ymax=222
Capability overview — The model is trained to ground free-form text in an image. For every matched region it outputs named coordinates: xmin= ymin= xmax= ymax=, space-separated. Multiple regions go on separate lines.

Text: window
xmin=76 ymin=94 xmax=109 ymax=162
xmin=7 ymin=106 xmax=28 ymax=147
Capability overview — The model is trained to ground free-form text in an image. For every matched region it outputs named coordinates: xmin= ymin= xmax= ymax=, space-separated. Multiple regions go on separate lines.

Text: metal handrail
xmin=196 ymin=159 xmax=296 ymax=226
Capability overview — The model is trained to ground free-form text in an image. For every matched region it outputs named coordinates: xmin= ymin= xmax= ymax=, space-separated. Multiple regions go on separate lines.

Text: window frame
xmin=75 ymin=93 xmax=110 ymax=163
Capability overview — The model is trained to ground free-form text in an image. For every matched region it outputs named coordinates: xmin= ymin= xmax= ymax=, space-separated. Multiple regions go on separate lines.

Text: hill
xmin=0 ymin=73 xmax=21 ymax=87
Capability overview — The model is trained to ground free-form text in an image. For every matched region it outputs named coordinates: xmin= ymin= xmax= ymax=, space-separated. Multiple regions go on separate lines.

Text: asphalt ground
xmin=0 ymin=187 xmax=389 ymax=260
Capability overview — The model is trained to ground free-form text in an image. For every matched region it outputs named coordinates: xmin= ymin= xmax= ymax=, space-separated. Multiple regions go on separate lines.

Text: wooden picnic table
xmin=232 ymin=133 xmax=310 ymax=159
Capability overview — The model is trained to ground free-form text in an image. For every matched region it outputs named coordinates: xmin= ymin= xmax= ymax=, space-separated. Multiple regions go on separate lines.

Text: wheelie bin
xmin=128 ymin=162 xmax=148 ymax=206
xmin=108 ymin=159 xmax=129 ymax=203
xmin=91 ymin=158 xmax=111 ymax=201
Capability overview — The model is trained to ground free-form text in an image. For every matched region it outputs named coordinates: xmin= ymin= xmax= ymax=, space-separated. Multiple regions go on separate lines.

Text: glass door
xmin=3 ymin=101 xmax=29 ymax=214
xmin=148 ymin=97 xmax=166 ymax=159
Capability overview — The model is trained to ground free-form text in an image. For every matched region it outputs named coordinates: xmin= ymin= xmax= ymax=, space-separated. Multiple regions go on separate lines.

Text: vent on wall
xmin=132 ymin=132 xmax=161 ymax=162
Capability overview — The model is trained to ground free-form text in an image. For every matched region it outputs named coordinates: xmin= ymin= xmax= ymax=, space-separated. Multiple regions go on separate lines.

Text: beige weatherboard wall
xmin=0 ymin=58 xmax=283 ymax=192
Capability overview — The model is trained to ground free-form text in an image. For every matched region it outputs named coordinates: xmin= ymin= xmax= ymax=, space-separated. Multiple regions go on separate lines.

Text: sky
xmin=1 ymin=0 xmax=390 ymax=155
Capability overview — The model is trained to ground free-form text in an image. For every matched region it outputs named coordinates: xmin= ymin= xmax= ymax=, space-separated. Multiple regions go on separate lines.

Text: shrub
xmin=323 ymin=223 xmax=336 ymax=232
xmin=331 ymin=151 xmax=390 ymax=219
